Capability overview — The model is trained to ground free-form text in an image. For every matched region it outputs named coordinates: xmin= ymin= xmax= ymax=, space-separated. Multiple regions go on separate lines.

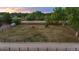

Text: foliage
xmin=11 ymin=16 xmax=21 ymax=25
xmin=50 ymin=7 xmax=79 ymax=31
xmin=51 ymin=8 xmax=67 ymax=24
xmin=26 ymin=11 xmax=44 ymax=21
xmin=0 ymin=12 xmax=12 ymax=24
xmin=44 ymin=15 xmax=52 ymax=28
xmin=65 ymin=7 xmax=79 ymax=31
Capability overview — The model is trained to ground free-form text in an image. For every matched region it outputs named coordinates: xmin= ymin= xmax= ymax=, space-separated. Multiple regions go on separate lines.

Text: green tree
xmin=45 ymin=14 xmax=53 ymax=28
xmin=0 ymin=12 xmax=11 ymax=24
xmin=26 ymin=11 xmax=44 ymax=21
xmin=26 ymin=13 xmax=35 ymax=21
xmin=33 ymin=11 xmax=44 ymax=20
xmin=51 ymin=7 xmax=67 ymax=26
xmin=11 ymin=16 xmax=21 ymax=25
xmin=65 ymin=7 xmax=79 ymax=39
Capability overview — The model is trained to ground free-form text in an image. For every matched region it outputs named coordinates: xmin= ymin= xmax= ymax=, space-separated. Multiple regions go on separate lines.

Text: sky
xmin=0 ymin=7 xmax=53 ymax=13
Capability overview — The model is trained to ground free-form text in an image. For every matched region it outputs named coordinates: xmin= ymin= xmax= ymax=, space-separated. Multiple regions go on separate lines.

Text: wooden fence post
xmin=9 ymin=48 xmax=10 ymax=51
xmin=75 ymin=48 xmax=77 ymax=51
xmin=27 ymin=47 xmax=29 ymax=51
xmin=65 ymin=48 xmax=67 ymax=51
xmin=19 ymin=48 xmax=20 ymax=51
xmin=56 ymin=48 xmax=58 ymax=51
xmin=46 ymin=48 xmax=48 ymax=51
xmin=37 ymin=48 xmax=39 ymax=51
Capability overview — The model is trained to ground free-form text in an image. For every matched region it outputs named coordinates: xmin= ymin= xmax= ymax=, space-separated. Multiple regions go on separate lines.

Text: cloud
xmin=0 ymin=7 xmax=53 ymax=13
xmin=0 ymin=7 xmax=33 ymax=13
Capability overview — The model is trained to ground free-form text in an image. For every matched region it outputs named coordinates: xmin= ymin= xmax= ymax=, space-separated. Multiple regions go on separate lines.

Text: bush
xmin=0 ymin=13 xmax=12 ymax=24
xmin=11 ymin=16 xmax=21 ymax=25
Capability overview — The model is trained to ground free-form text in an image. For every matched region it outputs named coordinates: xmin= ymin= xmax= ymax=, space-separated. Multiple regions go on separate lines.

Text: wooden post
xmin=75 ymin=48 xmax=77 ymax=51
xmin=19 ymin=48 xmax=20 ymax=51
xmin=27 ymin=47 xmax=29 ymax=51
xmin=37 ymin=48 xmax=39 ymax=51
xmin=75 ymin=32 xmax=79 ymax=40
xmin=46 ymin=48 xmax=48 ymax=51
xmin=65 ymin=48 xmax=67 ymax=51
xmin=56 ymin=48 xmax=58 ymax=51
xmin=9 ymin=48 xmax=10 ymax=51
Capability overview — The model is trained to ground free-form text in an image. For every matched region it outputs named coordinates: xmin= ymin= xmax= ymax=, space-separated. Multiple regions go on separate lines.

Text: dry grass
xmin=0 ymin=24 xmax=77 ymax=42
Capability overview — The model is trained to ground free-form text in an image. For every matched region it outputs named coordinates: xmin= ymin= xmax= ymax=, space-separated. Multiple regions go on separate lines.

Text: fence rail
xmin=0 ymin=42 xmax=79 ymax=51
xmin=0 ymin=47 xmax=79 ymax=51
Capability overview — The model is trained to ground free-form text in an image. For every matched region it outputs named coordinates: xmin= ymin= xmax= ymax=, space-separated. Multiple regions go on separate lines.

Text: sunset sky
xmin=0 ymin=7 xmax=53 ymax=13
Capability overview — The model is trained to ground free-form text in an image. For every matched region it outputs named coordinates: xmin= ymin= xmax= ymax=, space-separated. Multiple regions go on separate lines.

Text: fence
xmin=0 ymin=47 xmax=79 ymax=51
xmin=21 ymin=21 xmax=46 ymax=25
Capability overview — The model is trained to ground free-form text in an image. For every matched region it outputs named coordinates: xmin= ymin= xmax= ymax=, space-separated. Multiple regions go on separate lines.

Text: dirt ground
xmin=0 ymin=24 xmax=77 ymax=42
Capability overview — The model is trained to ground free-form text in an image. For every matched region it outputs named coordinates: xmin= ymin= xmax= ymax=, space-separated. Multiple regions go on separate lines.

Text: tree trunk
xmin=75 ymin=31 xmax=79 ymax=40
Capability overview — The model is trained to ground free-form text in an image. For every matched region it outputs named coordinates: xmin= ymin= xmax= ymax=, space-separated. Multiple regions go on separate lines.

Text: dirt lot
xmin=0 ymin=24 xmax=77 ymax=42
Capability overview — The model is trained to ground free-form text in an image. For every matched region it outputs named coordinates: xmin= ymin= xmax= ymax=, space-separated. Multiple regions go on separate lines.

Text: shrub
xmin=0 ymin=13 xmax=12 ymax=24
xmin=11 ymin=16 xmax=21 ymax=25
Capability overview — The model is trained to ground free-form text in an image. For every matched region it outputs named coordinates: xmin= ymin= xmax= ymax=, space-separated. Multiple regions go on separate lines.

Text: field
xmin=0 ymin=24 xmax=77 ymax=42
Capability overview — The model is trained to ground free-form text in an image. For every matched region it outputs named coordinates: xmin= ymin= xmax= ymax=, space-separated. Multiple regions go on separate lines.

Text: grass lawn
xmin=0 ymin=24 xmax=77 ymax=42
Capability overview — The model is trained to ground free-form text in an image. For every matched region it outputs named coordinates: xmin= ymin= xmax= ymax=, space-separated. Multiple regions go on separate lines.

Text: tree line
xmin=0 ymin=11 xmax=50 ymax=25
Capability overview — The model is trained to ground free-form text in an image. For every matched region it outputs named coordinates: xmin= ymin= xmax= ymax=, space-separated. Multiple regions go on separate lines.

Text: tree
xmin=33 ymin=11 xmax=44 ymax=20
xmin=26 ymin=13 xmax=35 ymax=21
xmin=0 ymin=12 xmax=12 ymax=24
xmin=65 ymin=7 xmax=79 ymax=39
xmin=26 ymin=11 xmax=44 ymax=21
xmin=4 ymin=13 xmax=12 ymax=24
xmin=11 ymin=16 xmax=21 ymax=25
xmin=45 ymin=15 xmax=50 ymax=28
xmin=51 ymin=7 xmax=67 ymax=26
xmin=52 ymin=7 xmax=79 ymax=39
